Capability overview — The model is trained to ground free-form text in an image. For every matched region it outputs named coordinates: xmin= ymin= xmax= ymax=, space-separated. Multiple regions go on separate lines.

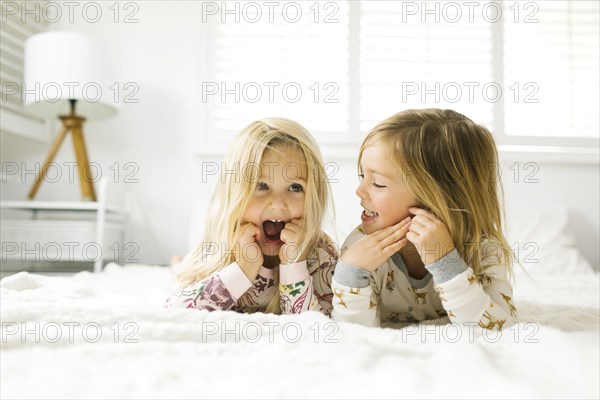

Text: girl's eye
xmin=373 ymin=182 xmax=386 ymax=189
xmin=289 ymin=183 xmax=304 ymax=192
xmin=358 ymin=173 xmax=364 ymax=181
xmin=256 ymin=182 xmax=268 ymax=191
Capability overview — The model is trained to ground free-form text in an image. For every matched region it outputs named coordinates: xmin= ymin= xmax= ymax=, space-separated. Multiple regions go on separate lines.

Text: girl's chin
xmin=361 ymin=221 xmax=392 ymax=235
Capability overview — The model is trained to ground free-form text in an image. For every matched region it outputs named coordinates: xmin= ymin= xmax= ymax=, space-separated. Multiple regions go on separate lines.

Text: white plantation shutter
xmin=359 ymin=1 xmax=494 ymax=132
xmin=503 ymin=0 xmax=599 ymax=139
xmin=206 ymin=1 xmax=349 ymax=149
xmin=0 ymin=2 xmax=49 ymax=141
xmin=206 ymin=0 xmax=599 ymax=151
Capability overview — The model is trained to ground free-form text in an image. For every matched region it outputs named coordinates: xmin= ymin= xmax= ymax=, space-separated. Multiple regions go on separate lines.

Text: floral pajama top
xmin=165 ymin=236 xmax=339 ymax=315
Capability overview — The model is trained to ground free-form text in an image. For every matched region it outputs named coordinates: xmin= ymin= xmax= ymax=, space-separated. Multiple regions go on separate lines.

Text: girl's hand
xmin=341 ymin=217 xmax=411 ymax=272
xmin=234 ymin=223 xmax=263 ymax=281
xmin=406 ymin=207 xmax=455 ymax=265
xmin=279 ymin=218 xmax=305 ymax=264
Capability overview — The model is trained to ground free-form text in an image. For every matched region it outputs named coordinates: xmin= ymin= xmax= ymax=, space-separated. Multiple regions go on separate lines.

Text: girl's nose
xmin=269 ymin=193 xmax=287 ymax=211
xmin=356 ymin=181 xmax=367 ymax=199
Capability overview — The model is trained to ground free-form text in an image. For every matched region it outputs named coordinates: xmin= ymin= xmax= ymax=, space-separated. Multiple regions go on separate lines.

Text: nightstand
xmin=1 ymin=178 xmax=127 ymax=274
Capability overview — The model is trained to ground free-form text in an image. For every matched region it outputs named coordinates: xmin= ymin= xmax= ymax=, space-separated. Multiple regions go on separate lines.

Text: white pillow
xmin=504 ymin=206 xmax=594 ymax=276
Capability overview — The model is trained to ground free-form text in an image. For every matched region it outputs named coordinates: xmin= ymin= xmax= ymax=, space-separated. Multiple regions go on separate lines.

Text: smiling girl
xmin=331 ymin=109 xmax=517 ymax=330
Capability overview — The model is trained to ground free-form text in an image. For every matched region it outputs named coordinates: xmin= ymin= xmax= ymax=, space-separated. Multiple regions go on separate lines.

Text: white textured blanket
xmin=1 ymin=264 xmax=598 ymax=399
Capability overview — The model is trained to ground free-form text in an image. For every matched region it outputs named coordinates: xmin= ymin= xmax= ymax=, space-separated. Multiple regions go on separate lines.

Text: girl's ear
xmin=413 ymin=201 xmax=431 ymax=212
xmin=410 ymin=199 xmax=425 ymax=209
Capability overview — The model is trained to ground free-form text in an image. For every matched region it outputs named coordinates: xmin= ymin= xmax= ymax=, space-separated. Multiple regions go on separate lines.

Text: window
xmin=202 ymin=1 xmax=599 ymax=153
xmin=0 ymin=1 xmax=49 ymax=141
xmin=359 ymin=1 xmax=493 ymax=132
xmin=203 ymin=1 xmax=350 ymax=151
xmin=502 ymin=1 xmax=599 ymax=142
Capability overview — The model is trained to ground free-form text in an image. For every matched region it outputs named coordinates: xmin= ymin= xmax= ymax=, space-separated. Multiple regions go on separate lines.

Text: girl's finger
xmin=284 ymin=222 xmax=300 ymax=234
xmin=408 ymin=207 xmax=437 ymax=222
xmin=382 ymin=237 xmax=408 ymax=255
xmin=284 ymin=219 xmax=302 ymax=233
xmin=282 ymin=225 xmax=300 ymax=241
xmin=391 ymin=217 xmax=412 ymax=230
xmin=247 ymin=224 xmax=261 ymax=238
xmin=279 ymin=232 xmax=287 ymax=243
xmin=405 ymin=231 xmax=418 ymax=243
xmin=410 ymin=214 xmax=436 ymax=229
xmin=373 ymin=217 xmax=411 ymax=240
xmin=283 ymin=225 xmax=301 ymax=243
xmin=250 ymin=224 xmax=261 ymax=241
xmin=381 ymin=222 xmax=410 ymax=246
xmin=407 ymin=220 xmax=426 ymax=235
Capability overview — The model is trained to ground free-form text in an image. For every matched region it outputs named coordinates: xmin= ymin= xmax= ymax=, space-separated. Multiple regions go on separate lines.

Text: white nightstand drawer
xmin=1 ymin=219 xmax=123 ymax=262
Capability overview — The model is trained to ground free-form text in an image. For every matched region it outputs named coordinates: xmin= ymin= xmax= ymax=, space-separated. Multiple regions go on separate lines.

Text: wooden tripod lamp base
xmin=28 ymin=111 xmax=97 ymax=202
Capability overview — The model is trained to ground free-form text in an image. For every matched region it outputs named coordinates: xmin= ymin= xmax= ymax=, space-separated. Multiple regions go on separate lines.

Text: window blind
xmin=503 ymin=0 xmax=599 ymax=138
xmin=206 ymin=0 xmax=599 ymax=150
xmin=0 ymin=1 xmax=48 ymax=141
xmin=206 ymin=1 xmax=350 ymax=147
xmin=359 ymin=1 xmax=493 ymax=132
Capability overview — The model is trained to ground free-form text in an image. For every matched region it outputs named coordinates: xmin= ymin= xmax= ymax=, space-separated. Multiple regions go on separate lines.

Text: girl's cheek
xmin=292 ymin=206 xmax=304 ymax=218
xmin=298 ymin=203 xmax=306 ymax=218
xmin=292 ymin=205 xmax=304 ymax=219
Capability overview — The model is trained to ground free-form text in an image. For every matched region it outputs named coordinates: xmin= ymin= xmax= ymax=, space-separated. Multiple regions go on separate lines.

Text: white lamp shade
xmin=24 ymin=31 xmax=118 ymax=120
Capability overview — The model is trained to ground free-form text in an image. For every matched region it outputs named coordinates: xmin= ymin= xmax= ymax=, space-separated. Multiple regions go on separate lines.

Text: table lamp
xmin=24 ymin=31 xmax=117 ymax=201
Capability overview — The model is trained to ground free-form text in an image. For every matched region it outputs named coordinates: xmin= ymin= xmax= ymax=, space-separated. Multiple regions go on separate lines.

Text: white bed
xmin=1 ymin=265 xmax=598 ymax=399
xmin=1 ymin=208 xmax=599 ymax=399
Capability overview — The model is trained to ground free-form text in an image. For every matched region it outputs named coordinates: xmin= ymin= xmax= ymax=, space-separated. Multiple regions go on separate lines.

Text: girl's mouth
xmin=361 ymin=208 xmax=378 ymax=222
xmin=262 ymin=219 xmax=286 ymax=243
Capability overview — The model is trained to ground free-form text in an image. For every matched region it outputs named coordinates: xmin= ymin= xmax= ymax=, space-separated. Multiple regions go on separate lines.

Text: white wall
xmin=2 ymin=2 xmax=598 ymax=270
xmin=3 ymin=2 xmax=207 ymax=264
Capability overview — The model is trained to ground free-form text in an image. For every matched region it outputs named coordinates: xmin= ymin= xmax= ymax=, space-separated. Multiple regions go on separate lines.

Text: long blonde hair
xmin=360 ymin=109 xmax=512 ymax=276
xmin=177 ymin=118 xmax=333 ymax=312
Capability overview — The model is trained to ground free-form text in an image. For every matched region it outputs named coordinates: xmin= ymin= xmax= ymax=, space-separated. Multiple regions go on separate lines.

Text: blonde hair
xmin=177 ymin=118 xmax=333 ymax=313
xmin=360 ymin=108 xmax=513 ymax=277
